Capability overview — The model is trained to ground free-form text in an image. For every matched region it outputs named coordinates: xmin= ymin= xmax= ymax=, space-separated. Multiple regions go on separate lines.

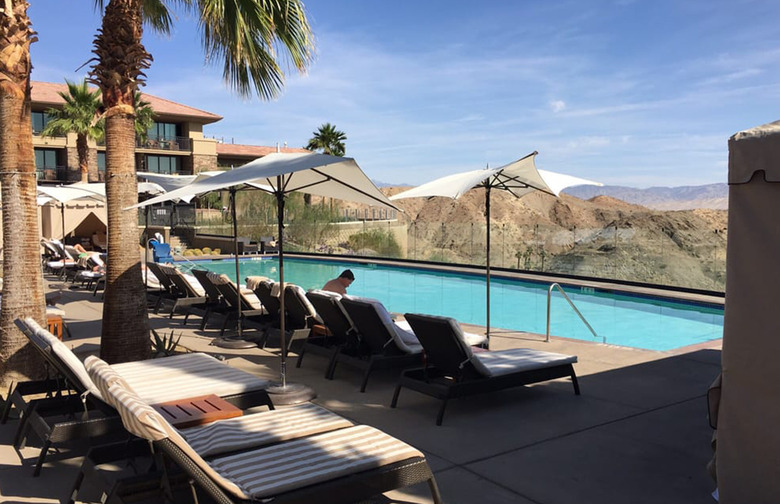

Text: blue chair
xmin=149 ymin=240 xmax=173 ymax=264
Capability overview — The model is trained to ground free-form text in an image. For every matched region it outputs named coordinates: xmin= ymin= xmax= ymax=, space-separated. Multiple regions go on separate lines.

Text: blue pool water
xmin=189 ymin=257 xmax=724 ymax=351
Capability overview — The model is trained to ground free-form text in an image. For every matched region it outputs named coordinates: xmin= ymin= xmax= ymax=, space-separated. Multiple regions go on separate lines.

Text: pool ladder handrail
xmin=546 ymin=283 xmax=603 ymax=343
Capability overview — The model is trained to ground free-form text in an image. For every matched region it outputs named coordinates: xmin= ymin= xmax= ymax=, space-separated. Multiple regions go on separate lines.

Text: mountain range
xmin=563 ymin=183 xmax=727 ymax=210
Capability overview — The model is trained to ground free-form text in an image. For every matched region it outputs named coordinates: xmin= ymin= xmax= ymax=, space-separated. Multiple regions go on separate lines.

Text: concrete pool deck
xmin=0 ymin=274 xmax=723 ymax=503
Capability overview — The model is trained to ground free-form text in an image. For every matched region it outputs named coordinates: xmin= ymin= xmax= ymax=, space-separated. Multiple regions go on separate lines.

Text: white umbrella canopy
xmin=390 ymin=151 xmax=602 ymax=340
xmin=131 ymin=152 xmax=398 ymax=394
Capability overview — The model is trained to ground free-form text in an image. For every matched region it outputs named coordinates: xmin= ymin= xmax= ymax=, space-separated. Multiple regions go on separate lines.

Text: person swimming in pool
xmin=322 ymin=269 xmax=355 ymax=295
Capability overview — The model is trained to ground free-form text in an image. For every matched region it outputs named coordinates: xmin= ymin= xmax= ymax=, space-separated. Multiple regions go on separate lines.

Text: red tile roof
xmin=31 ymin=81 xmax=223 ymax=124
xmin=216 ymin=144 xmax=311 ymax=157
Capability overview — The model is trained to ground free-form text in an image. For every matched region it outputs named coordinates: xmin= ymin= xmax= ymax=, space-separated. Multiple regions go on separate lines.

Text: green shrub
xmin=347 ymin=228 xmax=401 ymax=257
xmin=202 ymin=247 xmax=212 ymax=255
xmin=191 ymin=248 xmax=203 ymax=256
xmin=213 ymin=248 xmax=221 ymax=255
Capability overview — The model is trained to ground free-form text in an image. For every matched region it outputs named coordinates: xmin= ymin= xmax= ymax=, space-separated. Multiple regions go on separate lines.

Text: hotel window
xmin=97 ymin=151 xmax=106 ymax=172
xmin=147 ymin=122 xmax=179 ymax=141
xmin=31 ymin=111 xmax=54 ymax=135
xmin=146 ymin=155 xmax=179 ymax=174
xmin=34 ymin=148 xmax=59 ymax=169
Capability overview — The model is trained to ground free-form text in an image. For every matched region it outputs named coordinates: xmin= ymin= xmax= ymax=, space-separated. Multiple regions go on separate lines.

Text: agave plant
xmin=150 ymin=328 xmax=181 ymax=357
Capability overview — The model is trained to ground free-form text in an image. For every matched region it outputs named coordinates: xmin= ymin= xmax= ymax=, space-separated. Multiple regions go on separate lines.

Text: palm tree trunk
xmin=0 ymin=1 xmax=46 ymax=388
xmin=92 ymin=0 xmax=150 ymax=363
xmin=100 ymin=113 xmax=149 ymax=363
xmin=76 ymin=133 xmax=89 ymax=183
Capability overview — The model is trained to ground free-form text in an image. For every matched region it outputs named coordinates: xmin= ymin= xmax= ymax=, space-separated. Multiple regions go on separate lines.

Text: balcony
xmin=36 ymin=166 xmax=68 ymax=182
xmin=137 ymin=136 xmax=191 ymax=151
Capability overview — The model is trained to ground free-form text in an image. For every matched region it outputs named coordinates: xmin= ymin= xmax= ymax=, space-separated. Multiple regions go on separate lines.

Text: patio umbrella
xmin=131 ymin=152 xmax=398 ymax=396
xmin=390 ymin=151 xmax=601 ymax=340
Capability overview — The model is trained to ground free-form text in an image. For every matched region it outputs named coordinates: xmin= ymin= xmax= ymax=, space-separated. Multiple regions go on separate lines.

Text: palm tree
xmin=0 ymin=1 xmax=47 ymax=388
xmin=306 ymin=123 xmax=347 ymax=156
xmin=134 ymin=92 xmax=154 ymax=143
xmin=40 ymin=79 xmax=104 ymax=183
xmin=305 ymin=123 xmax=346 ymax=205
xmin=89 ymin=0 xmax=313 ymax=363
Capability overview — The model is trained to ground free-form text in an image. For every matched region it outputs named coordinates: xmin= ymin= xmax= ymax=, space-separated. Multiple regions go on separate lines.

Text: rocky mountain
xmin=380 ymin=187 xmax=727 ymax=292
xmin=563 ymin=183 xmax=728 ymax=210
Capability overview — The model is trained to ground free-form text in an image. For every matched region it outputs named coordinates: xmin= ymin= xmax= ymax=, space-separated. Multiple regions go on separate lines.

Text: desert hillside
xmin=382 ymin=187 xmax=727 ymax=291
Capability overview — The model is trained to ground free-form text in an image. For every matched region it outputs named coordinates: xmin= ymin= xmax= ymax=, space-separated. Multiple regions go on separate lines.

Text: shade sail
xmin=130 ymin=152 xmax=397 ymax=211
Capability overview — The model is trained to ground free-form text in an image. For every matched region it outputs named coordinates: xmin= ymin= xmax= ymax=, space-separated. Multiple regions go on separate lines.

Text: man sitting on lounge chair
xmin=322 ymin=269 xmax=355 ymax=295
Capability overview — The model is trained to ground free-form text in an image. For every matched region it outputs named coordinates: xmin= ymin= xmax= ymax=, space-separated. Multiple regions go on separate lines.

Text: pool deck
xmin=0 ymin=274 xmax=723 ymax=503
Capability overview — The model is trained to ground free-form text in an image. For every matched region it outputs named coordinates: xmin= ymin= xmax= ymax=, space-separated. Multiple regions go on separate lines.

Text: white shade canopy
xmin=130 ymin=152 xmax=398 ymax=210
xmin=37 ymin=185 xmax=105 ymax=205
xmin=391 ymin=152 xmax=602 ymax=201
xmin=137 ymin=172 xmax=222 ymax=201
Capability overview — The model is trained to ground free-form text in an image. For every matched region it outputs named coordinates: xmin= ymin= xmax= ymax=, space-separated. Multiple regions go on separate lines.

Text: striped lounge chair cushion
xmin=181 ymin=402 xmax=353 ymax=457
xmin=209 ymin=425 xmax=425 ymax=499
xmin=110 ymin=353 xmax=270 ymax=404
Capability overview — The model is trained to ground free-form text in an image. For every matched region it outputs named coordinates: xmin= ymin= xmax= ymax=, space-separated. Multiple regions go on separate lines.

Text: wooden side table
xmin=151 ymin=394 xmax=242 ymax=429
xmin=47 ymin=315 xmax=64 ymax=341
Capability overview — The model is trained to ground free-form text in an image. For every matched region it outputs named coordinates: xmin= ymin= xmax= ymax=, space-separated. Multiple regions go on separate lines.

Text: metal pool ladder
xmin=546 ymin=283 xmax=603 ymax=343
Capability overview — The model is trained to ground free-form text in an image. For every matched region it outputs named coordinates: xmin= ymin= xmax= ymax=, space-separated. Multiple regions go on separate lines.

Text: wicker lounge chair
xmin=82 ymin=364 xmax=442 ymax=504
xmin=206 ymin=272 xmax=273 ymax=338
xmin=191 ymin=268 xmax=231 ymax=329
xmin=393 ymin=313 xmax=580 ymax=425
xmin=156 ymin=264 xmax=212 ymax=323
xmin=6 ymin=318 xmax=272 ymax=475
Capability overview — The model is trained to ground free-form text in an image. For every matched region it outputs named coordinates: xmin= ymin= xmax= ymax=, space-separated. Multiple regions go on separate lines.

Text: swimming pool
xmin=188 ymin=257 xmax=724 ymax=351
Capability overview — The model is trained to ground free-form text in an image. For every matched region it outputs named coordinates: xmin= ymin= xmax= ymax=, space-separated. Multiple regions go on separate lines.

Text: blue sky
xmin=28 ymin=0 xmax=780 ymax=187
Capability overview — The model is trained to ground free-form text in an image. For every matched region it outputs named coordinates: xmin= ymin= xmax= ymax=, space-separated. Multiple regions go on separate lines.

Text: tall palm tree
xmin=306 ymin=123 xmax=347 ymax=156
xmin=40 ymin=79 xmax=104 ymax=183
xmin=0 ymin=1 xmax=47 ymax=388
xmin=305 ymin=123 xmax=346 ymax=205
xmin=90 ymin=0 xmax=314 ymax=363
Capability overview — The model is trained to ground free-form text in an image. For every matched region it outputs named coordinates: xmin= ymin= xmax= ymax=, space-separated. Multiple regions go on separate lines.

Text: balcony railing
xmin=136 ymin=136 xmax=191 ymax=151
xmin=36 ymin=166 xmax=69 ymax=181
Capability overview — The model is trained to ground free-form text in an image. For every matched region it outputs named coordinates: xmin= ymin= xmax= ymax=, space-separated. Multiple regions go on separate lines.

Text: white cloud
xmin=550 ymin=100 xmax=566 ymax=113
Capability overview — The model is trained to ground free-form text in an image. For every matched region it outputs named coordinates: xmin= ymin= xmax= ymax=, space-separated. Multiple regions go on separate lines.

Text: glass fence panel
xmin=181 ymin=204 xmax=725 ymax=292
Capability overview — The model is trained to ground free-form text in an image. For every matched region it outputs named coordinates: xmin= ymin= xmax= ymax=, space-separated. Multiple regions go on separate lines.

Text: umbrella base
xmin=211 ymin=337 xmax=258 ymax=349
xmin=266 ymin=382 xmax=317 ymax=405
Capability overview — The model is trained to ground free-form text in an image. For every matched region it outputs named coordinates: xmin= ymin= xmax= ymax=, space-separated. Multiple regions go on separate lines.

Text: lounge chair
xmin=297 ymin=289 xmax=358 ymax=377
xmin=146 ymin=262 xmax=179 ymax=313
xmin=81 ymin=363 xmax=442 ymax=504
xmin=6 ymin=318 xmax=273 ymax=475
xmin=260 ymin=236 xmax=279 ymax=254
xmin=331 ymin=296 xmax=426 ymax=392
xmin=273 ymin=283 xmax=324 ymax=351
xmin=156 ymin=264 xmax=212 ymax=323
xmin=205 ymin=272 xmax=272 ymax=338
xmin=393 ymin=313 xmax=580 ymax=425
xmin=247 ymin=276 xmax=281 ymax=321
xmin=191 ymin=268 xmax=232 ymax=329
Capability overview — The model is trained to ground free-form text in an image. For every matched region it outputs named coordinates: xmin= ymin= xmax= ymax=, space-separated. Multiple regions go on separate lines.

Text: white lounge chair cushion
xmin=182 ymin=402 xmax=353 ymax=457
xmin=45 ymin=306 xmax=66 ymax=317
xmin=209 ymin=425 xmax=424 ymax=499
xmin=472 ymin=348 xmax=577 ymax=377
xmin=183 ymin=274 xmax=206 ymax=296
xmin=344 ymin=296 xmax=422 ymax=354
xmin=286 ymin=284 xmax=323 ymax=324
xmin=21 ymin=317 xmax=54 ymax=355
xmin=244 ymin=276 xmax=271 ymax=291
xmin=110 ymin=353 xmax=270 ymax=404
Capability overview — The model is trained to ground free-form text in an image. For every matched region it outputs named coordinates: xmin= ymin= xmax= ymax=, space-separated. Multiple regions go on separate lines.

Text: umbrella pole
xmin=230 ymin=188 xmax=243 ymax=339
xmin=277 ymin=185 xmax=287 ymax=388
xmin=144 ymin=206 xmax=148 ymax=289
xmin=61 ymin=203 xmax=66 ymax=241
xmin=485 ymin=185 xmax=491 ymax=343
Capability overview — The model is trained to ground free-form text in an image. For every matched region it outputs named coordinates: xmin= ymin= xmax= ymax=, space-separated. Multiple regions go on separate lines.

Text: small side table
xmin=47 ymin=314 xmax=64 ymax=341
xmin=151 ymin=394 xmax=242 ymax=429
